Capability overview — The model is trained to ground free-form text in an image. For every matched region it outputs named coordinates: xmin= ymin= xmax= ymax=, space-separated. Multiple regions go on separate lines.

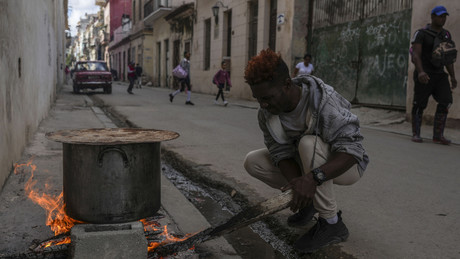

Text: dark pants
xmin=216 ymin=84 xmax=225 ymax=101
xmin=179 ymin=76 xmax=191 ymax=92
xmin=128 ymin=76 xmax=135 ymax=92
xmin=411 ymin=71 xmax=452 ymax=116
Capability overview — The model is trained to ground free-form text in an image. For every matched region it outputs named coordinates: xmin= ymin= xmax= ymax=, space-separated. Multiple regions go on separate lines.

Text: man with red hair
xmin=244 ymin=49 xmax=369 ymax=253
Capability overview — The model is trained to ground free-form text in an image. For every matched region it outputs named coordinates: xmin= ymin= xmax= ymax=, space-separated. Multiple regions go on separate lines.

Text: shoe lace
xmin=310 ymin=216 xmax=322 ymax=237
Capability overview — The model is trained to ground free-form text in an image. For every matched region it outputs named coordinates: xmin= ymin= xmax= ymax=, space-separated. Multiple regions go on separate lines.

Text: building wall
xmin=0 ymin=0 xmax=66 ymax=190
xmin=130 ymin=0 xmax=154 ymax=83
xmin=131 ymin=34 xmax=154 ymax=82
xmin=146 ymin=0 xmax=194 ymax=88
xmin=191 ymin=0 xmax=298 ymax=100
xmin=192 ymin=0 xmax=253 ymax=99
xmin=111 ymin=41 xmax=131 ymax=81
xmin=109 ymin=0 xmax=132 ymax=41
xmin=407 ymin=1 xmax=460 ymax=126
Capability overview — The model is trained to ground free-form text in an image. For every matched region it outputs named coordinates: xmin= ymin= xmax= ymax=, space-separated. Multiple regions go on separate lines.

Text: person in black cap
xmin=410 ymin=5 xmax=457 ymax=145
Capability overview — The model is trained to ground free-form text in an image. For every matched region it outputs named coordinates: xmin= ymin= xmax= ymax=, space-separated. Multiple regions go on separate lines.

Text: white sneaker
xmin=223 ymin=101 xmax=228 ymax=106
xmin=214 ymin=100 xmax=220 ymax=105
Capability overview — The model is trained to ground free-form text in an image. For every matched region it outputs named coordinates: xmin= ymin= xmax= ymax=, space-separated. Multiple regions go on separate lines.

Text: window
xmin=132 ymin=47 xmax=136 ymax=64
xmin=139 ymin=0 xmax=142 ymax=20
xmin=269 ymin=0 xmax=277 ymax=51
xmin=173 ymin=40 xmax=180 ymax=67
xmin=248 ymin=2 xmax=258 ymax=60
xmin=138 ymin=44 xmax=142 ymax=66
xmin=224 ymin=10 xmax=232 ymax=57
xmin=204 ymin=18 xmax=211 ymax=70
xmin=133 ymin=1 xmax=136 ymax=24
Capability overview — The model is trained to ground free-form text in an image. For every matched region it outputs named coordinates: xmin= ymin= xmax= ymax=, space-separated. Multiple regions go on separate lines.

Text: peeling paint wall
xmin=0 ymin=0 xmax=66 ymax=190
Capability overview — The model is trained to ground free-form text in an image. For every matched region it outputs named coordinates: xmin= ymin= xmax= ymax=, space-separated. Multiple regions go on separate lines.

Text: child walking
xmin=213 ymin=61 xmax=232 ymax=106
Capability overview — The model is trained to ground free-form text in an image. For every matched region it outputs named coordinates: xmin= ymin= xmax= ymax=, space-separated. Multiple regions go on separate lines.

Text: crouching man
xmin=243 ymin=49 xmax=369 ymax=253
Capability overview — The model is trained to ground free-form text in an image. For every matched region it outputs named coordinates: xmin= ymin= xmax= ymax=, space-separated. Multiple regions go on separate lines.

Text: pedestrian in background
xmin=243 ymin=49 xmax=369 ymax=253
xmin=135 ymin=63 xmax=143 ymax=88
xmin=127 ymin=61 xmax=135 ymax=94
xmin=213 ymin=61 xmax=232 ymax=106
xmin=169 ymin=51 xmax=194 ymax=105
xmin=410 ymin=5 xmax=457 ymax=145
xmin=292 ymin=54 xmax=314 ymax=77
xmin=64 ymin=65 xmax=70 ymax=84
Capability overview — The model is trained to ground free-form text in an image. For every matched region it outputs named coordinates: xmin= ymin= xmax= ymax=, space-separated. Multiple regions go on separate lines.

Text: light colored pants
xmin=244 ymin=135 xmax=361 ymax=219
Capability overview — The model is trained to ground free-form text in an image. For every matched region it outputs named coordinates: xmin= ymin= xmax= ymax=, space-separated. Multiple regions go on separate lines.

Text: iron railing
xmin=313 ymin=0 xmax=413 ymax=28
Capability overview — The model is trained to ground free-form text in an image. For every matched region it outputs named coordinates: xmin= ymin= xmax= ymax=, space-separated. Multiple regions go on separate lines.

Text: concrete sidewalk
xmin=0 ymin=85 xmax=240 ymax=258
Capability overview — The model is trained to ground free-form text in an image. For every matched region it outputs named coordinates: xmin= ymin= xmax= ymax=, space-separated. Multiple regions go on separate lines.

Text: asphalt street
xmin=95 ymin=82 xmax=460 ymax=259
xmin=1 ymin=81 xmax=459 ymax=258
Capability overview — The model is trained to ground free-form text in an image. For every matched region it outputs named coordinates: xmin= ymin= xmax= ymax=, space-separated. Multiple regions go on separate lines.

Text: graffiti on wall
xmin=312 ymin=9 xmax=412 ymax=106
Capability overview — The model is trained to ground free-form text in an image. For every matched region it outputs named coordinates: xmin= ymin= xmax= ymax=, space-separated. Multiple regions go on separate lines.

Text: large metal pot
xmin=46 ymin=128 xmax=179 ymax=224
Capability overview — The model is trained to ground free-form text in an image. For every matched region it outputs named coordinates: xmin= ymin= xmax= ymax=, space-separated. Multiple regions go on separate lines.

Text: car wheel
xmin=105 ymin=85 xmax=112 ymax=94
xmin=73 ymin=84 xmax=80 ymax=94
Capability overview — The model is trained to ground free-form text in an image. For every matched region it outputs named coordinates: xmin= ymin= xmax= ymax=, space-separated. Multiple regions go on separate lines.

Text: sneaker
xmin=185 ymin=101 xmax=194 ymax=105
xmin=223 ymin=101 xmax=228 ymax=106
xmin=169 ymin=94 xmax=174 ymax=102
xmin=214 ymin=100 xmax=220 ymax=105
xmin=294 ymin=211 xmax=349 ymax=253
xmin=127 ymin=90 xmax=133 ymax=94
xmin=433 ymin=136 xmax=451 ymax=145
xmin=287 ymin=202 xmax=317 ymax=227
xmin=411 ymin=135 xmax=423 ymax=143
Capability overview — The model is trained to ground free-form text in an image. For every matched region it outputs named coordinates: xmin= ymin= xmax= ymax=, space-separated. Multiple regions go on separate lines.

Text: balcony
xmin=144 ymin=0 xmax=172 ymax=26
xmin=95 ymin=0 xmax=107 ymax=7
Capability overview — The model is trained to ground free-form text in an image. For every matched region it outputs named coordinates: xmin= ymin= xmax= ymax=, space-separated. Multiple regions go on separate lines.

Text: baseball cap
xmin=431 ymin=5 xmax=449 ymax=16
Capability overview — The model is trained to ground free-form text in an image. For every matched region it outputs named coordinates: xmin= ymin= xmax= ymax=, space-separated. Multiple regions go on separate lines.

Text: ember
xmin=140 ymin=217 xmax=196 ymax=253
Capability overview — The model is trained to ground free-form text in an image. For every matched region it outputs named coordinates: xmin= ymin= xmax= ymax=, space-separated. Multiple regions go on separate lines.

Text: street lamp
xmin=212 ymin=1 xmax=228 ymax=24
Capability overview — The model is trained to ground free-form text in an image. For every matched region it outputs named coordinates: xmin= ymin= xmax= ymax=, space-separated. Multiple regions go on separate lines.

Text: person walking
xmin=64 ymin=65 xmax=70 ymax=84
xmin=292 ymin=54 xmax=314 ymax=77
xmin=127 ymin=61 xmax=136 ymax=94
xmin=410 ymin=5 xmax=457 ymax=145
xmin=135 ymin=63 xmax=143 ymax=88
xmin=169 ymin=51 xmax=194 ymax=105
xmin=243 ymin=49 xmax=369 ymax=253
xmin=213 ymin=61 xmax=232 ymax=106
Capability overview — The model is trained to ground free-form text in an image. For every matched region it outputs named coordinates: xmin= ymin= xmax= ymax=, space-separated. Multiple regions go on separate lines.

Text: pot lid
xmin=46 ymin=128 xmax=179 ymax=145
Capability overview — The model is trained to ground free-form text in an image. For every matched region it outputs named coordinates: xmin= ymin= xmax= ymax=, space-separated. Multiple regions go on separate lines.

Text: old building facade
xmin=0 ymin=0 xmax=68 ymax=190
xmin=69 ymin=0 xmax=460 ymax=125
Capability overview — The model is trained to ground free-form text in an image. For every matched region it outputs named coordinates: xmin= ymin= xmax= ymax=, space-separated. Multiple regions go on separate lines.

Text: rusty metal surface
xmin=45 ymin=128 xmax=179 ymax=145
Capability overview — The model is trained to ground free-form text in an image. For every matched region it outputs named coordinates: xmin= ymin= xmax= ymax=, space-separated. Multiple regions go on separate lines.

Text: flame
xmin=41 ymin=236 xmax=71 ymax=249
xmin=141 ymin=220 xmax=195 ymax=253
xmin=14 ymin=159 xmax=196 ymax=253
xmin=14 ymin=159 xmax=82 ymax=245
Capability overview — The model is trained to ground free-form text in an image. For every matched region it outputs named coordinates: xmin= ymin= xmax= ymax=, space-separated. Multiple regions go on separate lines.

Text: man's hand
xmin=418 ymin=71 xmax=430 ymax=84
xmin=451 ymin=78 xmax=457 ymax=89
xmin=281 ymin=174 xmax=317 ymax=212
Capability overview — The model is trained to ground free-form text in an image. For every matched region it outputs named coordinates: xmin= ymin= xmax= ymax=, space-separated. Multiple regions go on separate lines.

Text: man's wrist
xmin=311 ymin=168 xmax=327 ymax=186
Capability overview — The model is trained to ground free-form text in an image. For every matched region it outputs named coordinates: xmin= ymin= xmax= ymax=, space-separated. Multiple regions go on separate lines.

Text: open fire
xmin=14 ymin=159 xmax=196 ymax=257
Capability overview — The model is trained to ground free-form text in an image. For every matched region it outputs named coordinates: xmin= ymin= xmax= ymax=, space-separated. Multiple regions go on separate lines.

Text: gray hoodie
xmin=257 ymin=75 xmax=369 ymax=176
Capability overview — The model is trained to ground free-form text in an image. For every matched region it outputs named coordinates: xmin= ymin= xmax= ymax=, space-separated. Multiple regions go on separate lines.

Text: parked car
xmin=72 ymin=61 xmax=112 ymax=94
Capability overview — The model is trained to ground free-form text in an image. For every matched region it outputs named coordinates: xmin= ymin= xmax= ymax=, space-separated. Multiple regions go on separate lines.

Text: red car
xmin=72 ymin=61 xmax=112 ymax=94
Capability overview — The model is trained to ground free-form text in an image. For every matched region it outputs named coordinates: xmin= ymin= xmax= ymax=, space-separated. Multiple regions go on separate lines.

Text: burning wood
xmin=10 ymin=160 xmax=294 ymax=258
xmin=153 ymin=190 xmax=294 ymax=257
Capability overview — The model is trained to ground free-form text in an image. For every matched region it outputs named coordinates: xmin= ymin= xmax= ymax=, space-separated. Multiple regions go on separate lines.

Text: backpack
xmin=423 ymin=29 xmax=457 ymax=67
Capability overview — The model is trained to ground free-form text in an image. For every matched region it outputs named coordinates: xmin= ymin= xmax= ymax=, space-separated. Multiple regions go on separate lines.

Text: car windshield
xmin=76 ymin=62 xmax=108 ymax=71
